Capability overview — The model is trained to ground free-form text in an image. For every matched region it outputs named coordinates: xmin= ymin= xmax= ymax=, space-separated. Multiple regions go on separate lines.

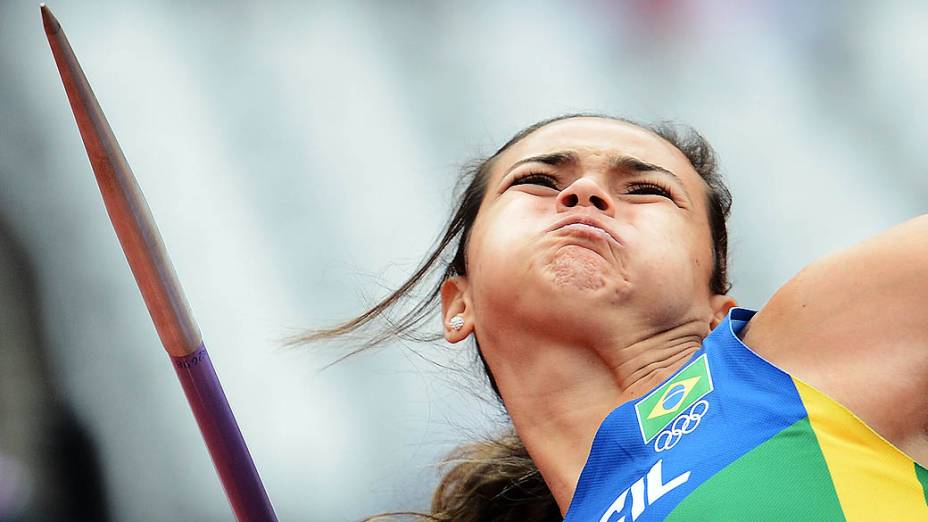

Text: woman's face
xmin=461 ymin=117 xmax=724 ymax=344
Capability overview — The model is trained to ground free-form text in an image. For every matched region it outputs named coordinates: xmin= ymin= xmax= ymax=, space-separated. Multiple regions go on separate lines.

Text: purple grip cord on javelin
xmin=171 ymin=345 xmax=277 ymax=522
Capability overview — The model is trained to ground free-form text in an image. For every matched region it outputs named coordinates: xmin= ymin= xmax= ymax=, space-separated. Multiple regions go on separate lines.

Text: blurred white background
xmin=1 ymin=0 xmax=926 ymax=520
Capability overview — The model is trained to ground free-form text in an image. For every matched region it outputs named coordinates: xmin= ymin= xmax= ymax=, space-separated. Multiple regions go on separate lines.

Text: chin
xmin=544 ymin=246 xmax=626 ymax=294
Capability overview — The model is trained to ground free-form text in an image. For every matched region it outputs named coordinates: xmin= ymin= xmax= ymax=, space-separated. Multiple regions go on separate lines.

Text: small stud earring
xmin=449 ymin=315 xmax=465 ymax=331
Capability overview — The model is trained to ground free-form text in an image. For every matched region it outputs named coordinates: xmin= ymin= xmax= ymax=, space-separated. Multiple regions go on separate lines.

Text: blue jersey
xmin=564 ymin=308 xmax=928 ymax=521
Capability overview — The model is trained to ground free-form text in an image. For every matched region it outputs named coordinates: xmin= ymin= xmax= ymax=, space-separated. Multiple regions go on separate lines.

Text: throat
xmin=490 ymin=325 xmax=707 ymax=515
xmin=617 ymin=344 xmax=702 ymax=399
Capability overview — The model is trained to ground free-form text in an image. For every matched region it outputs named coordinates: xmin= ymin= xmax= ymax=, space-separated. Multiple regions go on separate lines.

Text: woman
xmin=307 ymin=114 xmax=928 ymax=520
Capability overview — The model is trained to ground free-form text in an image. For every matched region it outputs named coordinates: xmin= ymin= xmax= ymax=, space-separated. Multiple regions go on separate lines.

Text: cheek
xmin=464 ymin=211 xmax=517 ymax=291
xmin=464 ymin=226 xmax=518 ymax=325
xmin=629 ymin=212 xmax=713 ymax=288
xmin=465 ymin=202 xmax=546 ymax=306
xmin=680 ymin=228 xmax=716 ymax=294
xmin=469 ymin=199 xmax=539 ymax=264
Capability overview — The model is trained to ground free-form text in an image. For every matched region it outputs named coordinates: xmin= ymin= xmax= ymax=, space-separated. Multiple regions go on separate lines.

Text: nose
xmin=556 ymin=177 xmax=615 ymax=216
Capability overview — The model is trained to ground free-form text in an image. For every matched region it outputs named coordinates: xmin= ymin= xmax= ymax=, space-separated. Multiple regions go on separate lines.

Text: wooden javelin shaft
xmin=41 ymin=5 xmax=277 ymax=521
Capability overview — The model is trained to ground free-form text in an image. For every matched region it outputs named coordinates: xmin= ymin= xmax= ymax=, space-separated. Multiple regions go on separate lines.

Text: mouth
xmin=547 ymin=216 xmax=621 ymax=245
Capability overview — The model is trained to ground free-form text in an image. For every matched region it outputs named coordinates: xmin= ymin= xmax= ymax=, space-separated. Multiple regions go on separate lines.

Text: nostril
xmin=563 ymin=194 xmax=579 ymax=207
xmin=591 ymin=195 xmax=608 ymax=211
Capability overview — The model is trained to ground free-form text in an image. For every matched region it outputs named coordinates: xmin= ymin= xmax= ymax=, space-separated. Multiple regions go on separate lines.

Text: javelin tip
xmin=41 ymin=3 xmax=203 ymax=356
xmin=40 ymin=4 xmax=60 ymax=36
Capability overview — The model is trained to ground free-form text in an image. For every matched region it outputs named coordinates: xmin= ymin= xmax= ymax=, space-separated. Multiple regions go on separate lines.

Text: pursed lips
xmin=547 ymin=216 xmax=622 ymax=246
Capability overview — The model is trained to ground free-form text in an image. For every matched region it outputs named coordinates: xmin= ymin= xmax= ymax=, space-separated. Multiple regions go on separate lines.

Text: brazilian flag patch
xmin=635 ymin=354 xmax=714 ymax=443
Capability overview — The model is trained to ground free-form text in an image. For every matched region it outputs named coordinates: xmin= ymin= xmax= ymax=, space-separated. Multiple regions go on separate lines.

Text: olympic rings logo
xmin=653 ymin=400 xmax=710 ymax=453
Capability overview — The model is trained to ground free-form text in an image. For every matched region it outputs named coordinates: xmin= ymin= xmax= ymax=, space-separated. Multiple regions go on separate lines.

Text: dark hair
xmin=298 ymin=114 xmax=732 ymax=520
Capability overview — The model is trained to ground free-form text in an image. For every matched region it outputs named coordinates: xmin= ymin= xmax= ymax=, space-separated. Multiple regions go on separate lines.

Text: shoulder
xmin=743 ymin=213 xmax=928 ymax=356
xmin=740 ymin=214 xmax=928 ymax=449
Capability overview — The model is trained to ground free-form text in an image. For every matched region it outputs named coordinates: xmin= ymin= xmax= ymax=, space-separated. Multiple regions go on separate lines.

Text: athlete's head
xmin=304 ymin=114 xmax=736 ymax=521
xmin=439 ymin=115 xmax=735 ymax=358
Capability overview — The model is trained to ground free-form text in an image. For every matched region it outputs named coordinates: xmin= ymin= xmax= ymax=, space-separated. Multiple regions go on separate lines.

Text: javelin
xmin=41 ymin=5 xmax=277 ymax=521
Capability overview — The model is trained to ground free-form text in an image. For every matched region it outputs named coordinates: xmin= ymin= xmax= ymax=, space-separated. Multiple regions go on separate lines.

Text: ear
xmin=440 ymin=275 xmax=474 ymax=343
xmin=708 ymin=294 xmax=737 ymax=330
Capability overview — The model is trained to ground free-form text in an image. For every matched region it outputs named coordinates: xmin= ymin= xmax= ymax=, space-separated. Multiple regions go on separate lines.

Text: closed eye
xmin=626 ymin=182 xmax=673 ymax=199
xmin=510 ymin=172 xmax=559 ymax=190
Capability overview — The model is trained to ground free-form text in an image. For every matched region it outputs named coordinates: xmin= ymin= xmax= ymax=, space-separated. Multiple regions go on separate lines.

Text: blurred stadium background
xmin=1 ymin=1 xmax=926 ymax=519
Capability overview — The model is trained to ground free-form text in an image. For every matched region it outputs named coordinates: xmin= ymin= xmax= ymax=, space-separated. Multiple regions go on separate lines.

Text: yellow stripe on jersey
xmin=794 ymin=378 xmax=928 ymax=520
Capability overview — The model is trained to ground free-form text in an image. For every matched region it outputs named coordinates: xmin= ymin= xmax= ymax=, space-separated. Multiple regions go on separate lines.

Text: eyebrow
xmin=503 ymin=150 xmax=691 ymax=197
xmin=504 ymin=151 xmax=579 ymax=173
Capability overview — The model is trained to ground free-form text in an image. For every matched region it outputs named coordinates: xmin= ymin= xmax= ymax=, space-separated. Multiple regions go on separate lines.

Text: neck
xmin=481 ymin=317 xmax=708 ymax=514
